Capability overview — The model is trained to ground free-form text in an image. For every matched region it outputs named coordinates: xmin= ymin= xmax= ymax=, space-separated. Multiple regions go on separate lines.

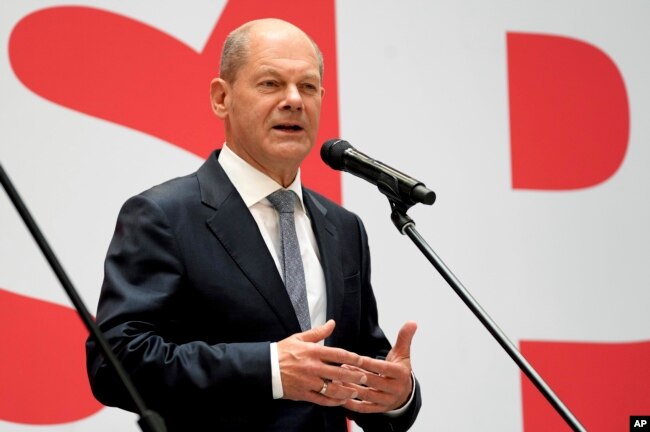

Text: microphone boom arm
xmin=389 ymin=201 xmax=586 ymax=432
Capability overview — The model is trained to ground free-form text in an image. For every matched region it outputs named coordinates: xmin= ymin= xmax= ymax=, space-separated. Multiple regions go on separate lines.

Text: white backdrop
xmin=1 ymin=1 xmax=649 ymax=431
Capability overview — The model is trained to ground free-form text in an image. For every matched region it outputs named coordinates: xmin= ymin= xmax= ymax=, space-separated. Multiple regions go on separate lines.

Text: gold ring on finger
xmin=318 ymin=379 xmax=329 ymax=395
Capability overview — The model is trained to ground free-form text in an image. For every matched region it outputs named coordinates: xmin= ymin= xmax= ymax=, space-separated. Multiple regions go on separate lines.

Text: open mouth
xmin=273 ymin=124 xmax=304 ymax=132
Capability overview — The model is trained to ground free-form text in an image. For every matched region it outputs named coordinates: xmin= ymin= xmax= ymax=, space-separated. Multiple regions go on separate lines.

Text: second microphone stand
xmin=0 ymin=163 xmax=167 ymax=432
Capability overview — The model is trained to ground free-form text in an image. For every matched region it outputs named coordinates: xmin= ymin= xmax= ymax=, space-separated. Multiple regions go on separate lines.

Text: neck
xmin=224 ymin=143 xmax=299 ymax=188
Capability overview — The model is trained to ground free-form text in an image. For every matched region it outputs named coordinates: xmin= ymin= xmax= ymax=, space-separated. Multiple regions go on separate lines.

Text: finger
xmin=357 ymin=356 xmax=403 ymax=378
xmin=297 ymin=319 xmax=335 ymax=343
xmin=342 ymin=359 xmax=398 ymax=389
xmin=318 ymin=362 xmax=367 ymax=385
xmin=299 ymin=379 xmax=358 ymax=406
xmin=284 ymin=375 xmax=352 ymax=406
xmin=313 ymin=345 xmax=364 ymax=370
xmin=319 ymin=381 xmax=359 ymax=400
xmin=346 ymin=359 xmax=411 ymax=399
xmin=388 ymin=321 xmax=417 ymax=360
xmin=356 ymin=372 xmax=395 ymax=393
xmin=342 ymin=398 xmax=386 ymax=414
xmin=343 ymin=381 xmax=395 ymax=406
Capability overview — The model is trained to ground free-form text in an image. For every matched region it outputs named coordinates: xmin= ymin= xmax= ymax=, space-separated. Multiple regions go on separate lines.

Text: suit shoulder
xmin=112 ymin=172 xmax=203 ymax=226
xmin=136 ymin=172 xmax=200 ymax=209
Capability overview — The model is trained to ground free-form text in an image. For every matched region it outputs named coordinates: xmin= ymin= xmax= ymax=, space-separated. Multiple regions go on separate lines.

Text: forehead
xmin=243 ymin=28 xmax=320 ymax=76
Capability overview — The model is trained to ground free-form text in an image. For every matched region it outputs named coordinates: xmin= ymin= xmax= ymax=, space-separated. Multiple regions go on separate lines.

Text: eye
xmin=301 ymin=82 xmax=319 ymax=93
xmin=259 ymin=80 xmax=279 ymax=88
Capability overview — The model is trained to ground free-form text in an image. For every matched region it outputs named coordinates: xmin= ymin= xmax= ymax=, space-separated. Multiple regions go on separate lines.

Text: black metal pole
xmin=395 ymin=212 xmax=586 ymax=432
xmin=0 ymin=162 xmax=166 ymax=432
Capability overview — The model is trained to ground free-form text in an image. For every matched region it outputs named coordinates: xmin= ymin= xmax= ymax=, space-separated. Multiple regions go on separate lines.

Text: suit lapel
xmin=303 ymin=190 xmax=344 ymax=345
xmin=197 ymin=151 xmax=302 ymax=335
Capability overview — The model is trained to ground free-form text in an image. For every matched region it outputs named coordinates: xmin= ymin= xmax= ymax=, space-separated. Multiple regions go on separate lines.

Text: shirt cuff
xmin=383 ymin=372 xmax=416 ymax=417
xmin=270 ymin=342 xmax=284 ymax=399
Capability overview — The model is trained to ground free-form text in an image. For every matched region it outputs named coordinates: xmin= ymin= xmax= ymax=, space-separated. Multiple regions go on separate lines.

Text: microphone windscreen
xmin=320 ymin=139 xmax=351 ymax=170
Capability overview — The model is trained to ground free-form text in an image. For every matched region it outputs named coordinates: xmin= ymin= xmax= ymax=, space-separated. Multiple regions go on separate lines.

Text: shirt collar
xmin=218 ymin=143 xmax=305 ymax=211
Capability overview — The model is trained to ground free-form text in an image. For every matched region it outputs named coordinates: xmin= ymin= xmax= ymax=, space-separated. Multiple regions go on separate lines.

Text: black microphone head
xmin=321 ymin=139 xmax=352 ymax=170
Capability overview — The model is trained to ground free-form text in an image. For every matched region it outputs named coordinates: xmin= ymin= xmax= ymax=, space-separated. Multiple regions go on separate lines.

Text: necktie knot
xmin=267 ymin=189 xmax=297 ymax=214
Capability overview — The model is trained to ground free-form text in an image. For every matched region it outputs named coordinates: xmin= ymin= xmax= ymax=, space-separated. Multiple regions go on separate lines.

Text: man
xmin=87 ymin=18 xmax=421 ymax=431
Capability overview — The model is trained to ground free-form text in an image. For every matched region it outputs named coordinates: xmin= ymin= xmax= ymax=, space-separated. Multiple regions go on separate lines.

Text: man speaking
xmin=86 ymin=18 xmax=422 ymax=431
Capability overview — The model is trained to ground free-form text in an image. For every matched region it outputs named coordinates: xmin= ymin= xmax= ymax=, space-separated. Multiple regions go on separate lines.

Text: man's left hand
xmin=342 ymin=321 xmax=417 ymax=413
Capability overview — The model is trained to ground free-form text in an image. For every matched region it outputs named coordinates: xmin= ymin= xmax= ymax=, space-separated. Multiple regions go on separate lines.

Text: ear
xmin=210 ymin=77 xmax=229 ymax=119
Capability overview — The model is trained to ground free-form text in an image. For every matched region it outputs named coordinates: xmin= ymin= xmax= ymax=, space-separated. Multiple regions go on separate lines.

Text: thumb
xmin=297 ymin=319 xmax=336 ymax=343
xmin=389 ymin=321 xmax=417 ymax=360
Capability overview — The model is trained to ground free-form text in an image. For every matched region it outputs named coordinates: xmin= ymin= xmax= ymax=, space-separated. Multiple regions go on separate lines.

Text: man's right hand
xmin=277 ymin=320 xmax=368 ymax=406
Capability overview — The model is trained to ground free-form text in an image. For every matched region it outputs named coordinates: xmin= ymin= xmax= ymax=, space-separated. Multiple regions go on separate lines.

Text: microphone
xmin=320 ymin=139 xmax=435 ymax=206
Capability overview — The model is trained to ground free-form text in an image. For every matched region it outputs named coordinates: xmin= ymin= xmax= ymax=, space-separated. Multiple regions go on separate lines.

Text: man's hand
xmin=343 ymin=321 xmax=417 ymax=413
xmin=278 ymin=320 xmax=368 ymax=406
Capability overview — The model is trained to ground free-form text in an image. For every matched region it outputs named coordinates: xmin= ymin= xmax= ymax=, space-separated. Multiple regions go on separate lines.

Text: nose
xmin=280 ymin=84 xmax=303 ymax=112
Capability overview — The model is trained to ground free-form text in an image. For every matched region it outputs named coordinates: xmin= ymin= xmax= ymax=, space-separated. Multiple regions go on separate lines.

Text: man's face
xmin=213 ymin=25 xmax=324 ymax=181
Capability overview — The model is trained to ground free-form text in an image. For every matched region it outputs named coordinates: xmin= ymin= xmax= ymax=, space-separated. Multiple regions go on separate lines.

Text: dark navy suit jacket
xmin=86 ymin=150 xmax=421 ymax=431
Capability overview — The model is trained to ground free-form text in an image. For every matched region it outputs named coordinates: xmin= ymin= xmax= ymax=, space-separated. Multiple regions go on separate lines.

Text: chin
xmin=272 ymin=139 xmax=314 ymax=158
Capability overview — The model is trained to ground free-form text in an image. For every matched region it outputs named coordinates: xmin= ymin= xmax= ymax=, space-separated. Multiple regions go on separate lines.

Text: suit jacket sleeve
xmin=86 ymin=192 xmax=272 ymax=414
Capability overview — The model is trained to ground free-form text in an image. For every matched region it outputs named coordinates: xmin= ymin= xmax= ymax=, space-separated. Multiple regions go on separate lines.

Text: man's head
xmin=210 ymin=19 xmax=325 ymax=187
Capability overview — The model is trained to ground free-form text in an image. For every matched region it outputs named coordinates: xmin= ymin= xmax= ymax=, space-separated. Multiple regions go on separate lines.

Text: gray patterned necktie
xmin=267 ymin=189 xmax=311 ymax=331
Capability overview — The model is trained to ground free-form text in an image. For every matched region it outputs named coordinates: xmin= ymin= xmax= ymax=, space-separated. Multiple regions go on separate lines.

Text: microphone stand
xmin=380 ymin=179 xmax=586 ymax=431
xmin=0 ymin=163 xmax=167 ymax=432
